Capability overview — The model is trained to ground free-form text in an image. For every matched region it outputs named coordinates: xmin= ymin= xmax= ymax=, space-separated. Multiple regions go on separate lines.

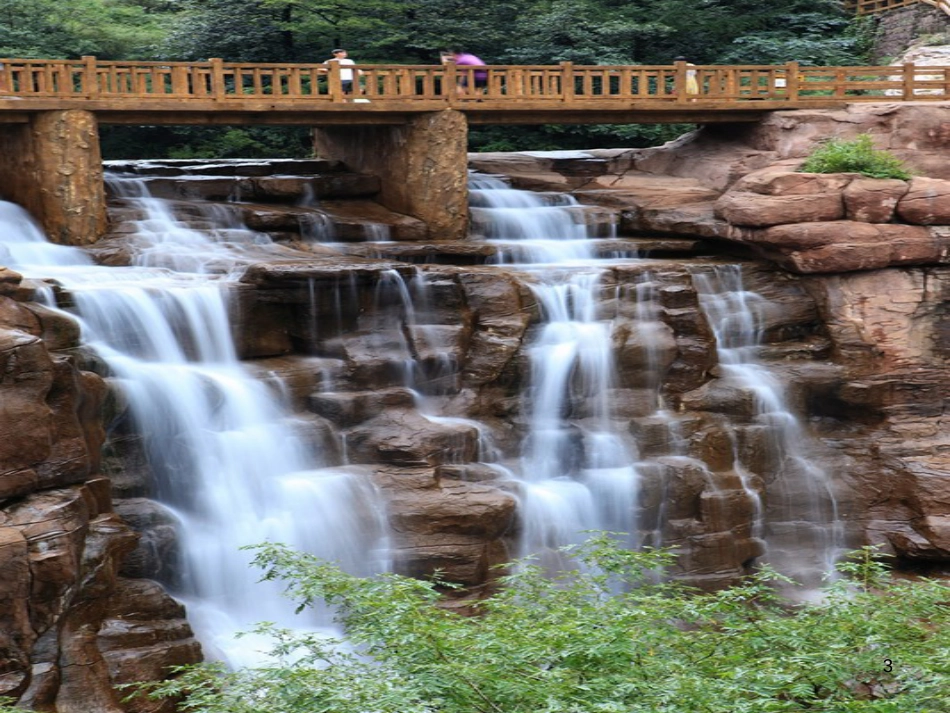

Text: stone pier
xmin=312 ymin=109 xmax=469 ymax=241
xmin=0 ymin=109 xmax=107 ymax=246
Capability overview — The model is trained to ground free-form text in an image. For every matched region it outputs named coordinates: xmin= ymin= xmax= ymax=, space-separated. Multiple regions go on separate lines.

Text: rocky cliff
xmin=2 ymin=101 xmax=950 ymax=711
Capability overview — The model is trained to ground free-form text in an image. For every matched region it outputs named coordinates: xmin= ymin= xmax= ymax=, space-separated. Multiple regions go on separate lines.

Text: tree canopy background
xmin=0 ymin=0 xmax=874 ymax=156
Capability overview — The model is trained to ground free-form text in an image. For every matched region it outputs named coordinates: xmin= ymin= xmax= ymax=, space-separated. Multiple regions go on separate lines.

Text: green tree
xmin=160 ymin=0 xmax=295 ymax=62
xmin=0 ymin=0 xmax=176 ymax=59
xmin=132 ymin=537 xmax=950 ymax=713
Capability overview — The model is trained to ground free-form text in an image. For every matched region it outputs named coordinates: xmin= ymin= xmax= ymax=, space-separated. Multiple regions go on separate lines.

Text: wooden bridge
xmin=2 ymin=56 xmax=950 ymax=251
xmin=2 ymin=58 xmax=950 ymax=125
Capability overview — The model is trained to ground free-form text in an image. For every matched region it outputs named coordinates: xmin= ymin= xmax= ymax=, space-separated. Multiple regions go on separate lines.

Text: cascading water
xmin=0 ymin=180 xmax=389 ymax=666
xmin=467 ymin=173 xmax=844 ymax=584
xmin=692 ymin=264 xmax=844 ymax=587
xmin=468 ymin=173 xmax=641 ymax=564
xmin=0 ymin=157 xmax=853 ymax=685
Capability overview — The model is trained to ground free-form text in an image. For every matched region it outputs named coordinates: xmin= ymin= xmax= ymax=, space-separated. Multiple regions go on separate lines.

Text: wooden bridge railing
xmin=844 ymin=0 xmax=950 ymax=16
xmin=2 ymin=57 xmax=950 ymax=104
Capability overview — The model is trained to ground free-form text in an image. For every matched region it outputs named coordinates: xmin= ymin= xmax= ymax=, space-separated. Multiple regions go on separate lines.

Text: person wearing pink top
xmin=441 ymin=49 xmax=487 ymax=94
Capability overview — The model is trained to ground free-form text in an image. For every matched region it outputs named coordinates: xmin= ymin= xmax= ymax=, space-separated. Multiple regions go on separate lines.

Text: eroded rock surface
xmin=0 ymin=270 xmax=200 ymax=712
xmin=5 ymin=103 xmax=950 ymax=712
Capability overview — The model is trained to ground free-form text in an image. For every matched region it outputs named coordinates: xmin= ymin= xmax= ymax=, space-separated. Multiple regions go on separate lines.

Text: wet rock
xmin=0 ymin=268 xmax=23 ymax=298
xmin=112 ymin=499 xmax=179 ymax=581
xmin=98 ymin=578 xmax=202 ymax=713
xmin=377 ymin=465 xmax=517 ymax=587
xmin=308 ymin=387 xmax=416 ymax=428
xmin=346 ymin=410 xmax=479 ymax=466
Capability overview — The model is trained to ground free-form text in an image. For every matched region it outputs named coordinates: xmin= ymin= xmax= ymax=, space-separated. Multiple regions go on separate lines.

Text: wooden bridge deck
xmin=0 ymin=58 xmax=949 ymax=125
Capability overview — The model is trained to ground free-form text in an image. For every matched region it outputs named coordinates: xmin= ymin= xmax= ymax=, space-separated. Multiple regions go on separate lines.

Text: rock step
xmin=332 ymin=237 xmax=715 ymax=264
xmin=308 ymin=387 xmax=417 ymax=428
xmin=105 ymin=158 xmax=346 ymax=177
xmin=105 ymin=174 xmax=381 ymax=202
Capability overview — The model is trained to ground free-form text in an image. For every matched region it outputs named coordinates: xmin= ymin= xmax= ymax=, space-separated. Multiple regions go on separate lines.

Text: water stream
xmin=0 ymin=180 xmax=389 ymax=667
xmin=693 ymin=265 xmax=844 ymax=588
xmin=0 ymin=164 xmax=847 ymax=668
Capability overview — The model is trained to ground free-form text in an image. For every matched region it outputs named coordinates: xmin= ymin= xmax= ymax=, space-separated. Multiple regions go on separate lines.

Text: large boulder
xmin=843 ymin=178 xmax=909 ymax=223
xmin=715 ymin=191 xmax=845 ymax=227
xmin=744 ymin=221 xmax=947 ymax=273
xmin=895 ymin=176 xmax=950 ymax=224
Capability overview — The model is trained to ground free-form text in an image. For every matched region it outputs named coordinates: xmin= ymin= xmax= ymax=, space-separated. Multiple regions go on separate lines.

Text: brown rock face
xmin=714 ymin=190 xmax=845 ymax=227
xmin=0 ymin=272 xmax=199 ymax=711
xmin=743 ymin=221 xmax=944 ymax=273
xmin=844 ymin=178 xmax=909 ymax=222
xmin=895 ymin=176 xmax=950 ymax=224
xmin=8 ymin=102 xmax=950 ymax=713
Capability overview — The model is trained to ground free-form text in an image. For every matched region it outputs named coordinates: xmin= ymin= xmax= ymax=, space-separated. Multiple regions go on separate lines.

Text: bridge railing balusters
xmin=903 ymin=62 xmax=916 ymax=97
xmin=2 ymin=57 xmax=950 ymax=104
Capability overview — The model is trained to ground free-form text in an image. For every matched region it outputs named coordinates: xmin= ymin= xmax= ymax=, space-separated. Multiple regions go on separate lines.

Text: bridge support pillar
xmin=313 ymin=109 xmax=468 ymax=240
xmin=0 ymin=110 xmax=106 ymax=246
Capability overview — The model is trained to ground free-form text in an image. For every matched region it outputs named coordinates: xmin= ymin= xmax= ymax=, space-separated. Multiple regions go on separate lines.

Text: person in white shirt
xmin=325 ymin=49 xmax=357 ymax=94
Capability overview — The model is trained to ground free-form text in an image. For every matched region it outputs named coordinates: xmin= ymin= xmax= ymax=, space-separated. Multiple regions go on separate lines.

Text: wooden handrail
xmin=845 ymin=0 xmax=950 ymax=16
xmin=0 ymin=58 xmax=948 ymax=106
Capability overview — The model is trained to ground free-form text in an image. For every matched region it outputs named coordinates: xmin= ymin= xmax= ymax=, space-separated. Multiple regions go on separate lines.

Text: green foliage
xmin=799 ymin=134 xmax=912 ymax=180
xmin=0 ymin=0 xmax=875 ymax=156
xmin=0 ymin=0 xmax=175 ymax=59
xmin=135 ymin=537 xmax=950 ymax=713
xmin=469 ymin=124 xmax=694 ymax=153
xmin=99 ymin=126 xmax=312 ymax=160
xmin=160 ymin=0 xmax=296 ymax=62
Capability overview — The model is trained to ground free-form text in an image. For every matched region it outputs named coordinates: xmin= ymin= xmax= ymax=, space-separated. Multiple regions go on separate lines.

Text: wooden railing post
xmin=675 ymin=60 xmax=687 ymax=103
xmin=786 ymin=61 xmax=799 ymax=102
xmin=82 ymin=56 xmax=98 ymax=98
xmin=210 ymin=58 xmax=225 ymax=99
xmin=327 ymin=60 xmax=343 ymax=101
xmin=903 ymin=62 xmax=915 ymax=99
xmin=171 ymin=65 xmax=189 ymax=96
xmin=444 ymin=60 xmax=457 ymax=101
xmin=561 ymin=61 xmax=574 ymax=103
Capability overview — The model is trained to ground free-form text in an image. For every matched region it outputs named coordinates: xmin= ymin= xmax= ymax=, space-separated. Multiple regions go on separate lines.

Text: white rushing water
xmin=0 ymin=185 xmax=388 ymax=667
xmin=0 ymin=164 xmax=848 ymax=671
xmin=692 ymin=264 xmax=844 ymax=588
xmin=469 ymin=174 xmax=641 ymax=565
xmin=469 ymin=174 xmax=844 ymax=583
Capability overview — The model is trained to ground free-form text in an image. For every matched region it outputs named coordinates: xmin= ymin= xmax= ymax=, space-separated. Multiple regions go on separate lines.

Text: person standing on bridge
xmin=325 ymin=49 xmax=358 ymax=96
xmin=442 ymin=49 xmax=488 ymax=94
xmin=675 ymin=56 xmax=699 ymax=98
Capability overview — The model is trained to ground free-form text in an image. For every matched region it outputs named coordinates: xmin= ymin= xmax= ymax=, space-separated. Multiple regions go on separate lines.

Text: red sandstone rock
xmin=732 ymin=170 xmax=853 ymax=196
xmin=0 ymin=268 xmax=22 ymax=298
xmin=376 ymin=465 xmax=517 ymax=587
xmin=745 ymin=221 xmax=944 ymax=273
xmin=843 ymin=178 xmax=909 ymax=223
xmin=895 ymin=176 xmax=950 ymax=224
xmin=715 ymin=190 xmax=845 ymax=227
xmin=346 ymin=410 xmax=480 ymax=466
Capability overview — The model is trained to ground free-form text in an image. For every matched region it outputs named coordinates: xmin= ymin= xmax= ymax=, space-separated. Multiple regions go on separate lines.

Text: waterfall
xmin=0 ymin=187 xmax=389 ymax=667
xmin=0 ymin=160 xmax=853 ymax=679
xmin=693 ymin=264 xmax=844 ymax=587
xmin=469 ymin=175 xmax=640 ymax=565
xmin=470 ymin=173 xmax=605 ymax=264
